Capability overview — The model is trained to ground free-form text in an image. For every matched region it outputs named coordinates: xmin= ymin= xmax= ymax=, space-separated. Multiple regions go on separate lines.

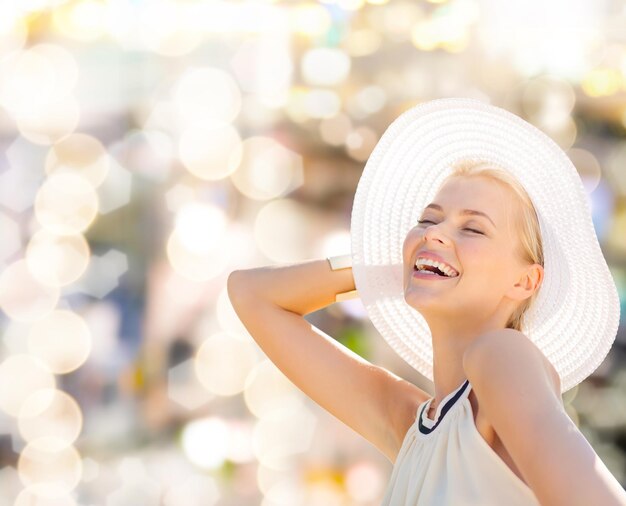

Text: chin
xmin=404 ymin=290 xmax=440 ymax=310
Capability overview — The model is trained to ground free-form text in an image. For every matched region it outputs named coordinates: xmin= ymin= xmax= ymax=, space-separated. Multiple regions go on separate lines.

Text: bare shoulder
xmin=463 ymin=328 xmax=562 ymax=401
xmin=462 ymin=329 xmax=565 ymax=486
xmin=462 ymin=328 xmax=564 ymax=453
xmin=463 ymin=329 xmax=626 ymax=505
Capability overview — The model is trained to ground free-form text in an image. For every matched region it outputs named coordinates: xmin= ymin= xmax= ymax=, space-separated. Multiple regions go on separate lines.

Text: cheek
xmin=458 ymin=247 xmax=501 ymax=280
xmin=465 ymin=256 xmax=513 ymax=291
xmin=456 ymin=243 xmax=482 ymax=266
xmin=402 ymin=229 xmax=422 ymax=260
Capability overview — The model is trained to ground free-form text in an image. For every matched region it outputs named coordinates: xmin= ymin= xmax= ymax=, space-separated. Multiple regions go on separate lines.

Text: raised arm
xmin=227 ymin=258 xmax=429 ymax=463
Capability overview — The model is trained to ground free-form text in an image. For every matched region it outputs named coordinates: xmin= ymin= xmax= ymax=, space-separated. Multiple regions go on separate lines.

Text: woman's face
xmin=402 ymin=176 xmax=539 ymax=325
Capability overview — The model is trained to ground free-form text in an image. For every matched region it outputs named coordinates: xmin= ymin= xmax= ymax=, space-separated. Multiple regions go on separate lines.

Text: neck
xmin=429 ymin=337 xmax=470 ymax=414
xmin=426 ymin=315 xmax=508 ymax=411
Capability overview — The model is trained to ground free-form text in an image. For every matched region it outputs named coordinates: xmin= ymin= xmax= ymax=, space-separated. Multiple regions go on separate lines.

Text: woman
xmin=228 ymin=98 xmax=626 ymax=505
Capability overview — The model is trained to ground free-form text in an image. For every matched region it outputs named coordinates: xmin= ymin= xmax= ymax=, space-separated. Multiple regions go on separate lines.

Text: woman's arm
xmin=229 ymin=257 xmax=356 ymax=316
xmin=227 ymin=259 xmax=429 ymax=462
xmin=463 ymin=329 xmax=626 ymax=506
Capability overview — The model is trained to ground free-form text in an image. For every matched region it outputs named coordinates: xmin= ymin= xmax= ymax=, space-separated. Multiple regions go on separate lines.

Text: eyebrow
xmin=423 ymin=203 xmax=497 ymax=228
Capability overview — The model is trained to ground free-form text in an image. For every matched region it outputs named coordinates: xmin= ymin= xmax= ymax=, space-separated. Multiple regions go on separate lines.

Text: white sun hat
xmin=349 ymin=97 xmax=621 ymax=394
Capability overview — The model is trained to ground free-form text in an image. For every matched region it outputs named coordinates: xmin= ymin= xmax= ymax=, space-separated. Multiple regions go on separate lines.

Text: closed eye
xmin=417 ymin=219 xmax=484 ymax=235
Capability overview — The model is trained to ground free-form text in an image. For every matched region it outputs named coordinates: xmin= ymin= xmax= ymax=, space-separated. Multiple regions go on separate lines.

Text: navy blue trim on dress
xmin=418 ymin=379 xmax=470 ymax=435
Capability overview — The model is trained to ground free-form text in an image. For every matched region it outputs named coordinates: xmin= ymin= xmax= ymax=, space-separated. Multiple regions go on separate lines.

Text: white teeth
xmin=414 ymin=257 xmax=458 ymax=277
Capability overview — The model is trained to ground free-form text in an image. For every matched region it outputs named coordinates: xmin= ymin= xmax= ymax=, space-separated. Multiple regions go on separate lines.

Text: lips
xmin=413 ymin=250 xmax=459 ymax=276
xmin=412 ymin=269 xmax=456 ymax=281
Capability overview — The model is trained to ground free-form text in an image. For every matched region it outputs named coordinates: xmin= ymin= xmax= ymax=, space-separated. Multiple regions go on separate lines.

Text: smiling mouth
xmin=413 ymin=270 xmax=455 ymax=280
xmin=412 ymin=264 xmax=458 ymax=278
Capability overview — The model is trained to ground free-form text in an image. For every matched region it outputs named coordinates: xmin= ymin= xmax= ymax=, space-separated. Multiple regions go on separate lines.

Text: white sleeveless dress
xmin=381 ymin=378 xmax=541 ymax=505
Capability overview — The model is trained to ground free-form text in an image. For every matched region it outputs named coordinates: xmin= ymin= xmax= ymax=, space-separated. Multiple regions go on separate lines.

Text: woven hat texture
xmin=350 ymin=97 xmax=621 ymax=394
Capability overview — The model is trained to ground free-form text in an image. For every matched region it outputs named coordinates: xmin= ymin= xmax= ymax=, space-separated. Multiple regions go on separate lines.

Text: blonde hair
xmin=440 ymin=159 xmax=544 ymax=332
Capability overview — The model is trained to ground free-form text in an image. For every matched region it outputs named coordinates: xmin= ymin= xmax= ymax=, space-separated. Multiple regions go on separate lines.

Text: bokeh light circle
xmin=0 ymin=15 xmax=28 ymax=59
xmin=0 ymin=259 xmax=60 ymax=322
xmin=0 ymin=354 xmax=56 ymax=417
xmin=181 ymin=417 xmax=230 ymax=470
xmin=45 ymin=133 xmax=111 ymax=188
xmin=16 ymin=95 xmax=81 ymax=145
xmin=173 ymin=67 xmax=242 ymax=124
xmin=18 ymin=388 xmax=83 ymax=451
xmin=17 ymin=440 xmax=83 ymax=494
xmin=194 ymin=333 xmax=258 ymax=396
xmin=27 ymin=309 xmax=92 ymax=374
xmin=230 ymin=136 xmax=302 ymax=201
xmin=34 ymin=173 xmax=99 ymax=235
xmin=174 ymin=202 xmax=227 ymax=255
xmin=166 ymin=216 xmax=231 ymax=282
xmin=26 ymin=229 xmax=90 ymax=287
xmin=14 ymin=484 xmax=79 ymax=505
xmin=178 ymin=120 xmax=243 ymax=180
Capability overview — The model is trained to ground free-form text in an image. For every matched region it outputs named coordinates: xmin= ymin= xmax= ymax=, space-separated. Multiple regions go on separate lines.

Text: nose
xmin=422 ymin=222 xmax=449 ymax=245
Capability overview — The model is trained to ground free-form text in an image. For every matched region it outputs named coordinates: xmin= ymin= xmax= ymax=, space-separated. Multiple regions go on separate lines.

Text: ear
xmin=507 ymin=263 xmax=544 ymax=302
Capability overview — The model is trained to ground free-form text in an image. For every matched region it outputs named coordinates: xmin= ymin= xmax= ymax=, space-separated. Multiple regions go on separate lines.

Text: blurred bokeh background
xmin=0 ymin=0 xmax=625 ymax=504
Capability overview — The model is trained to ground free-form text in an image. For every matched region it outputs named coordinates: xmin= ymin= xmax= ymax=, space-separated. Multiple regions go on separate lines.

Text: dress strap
xmin=418 ymin=379 xmax=470 ymax=435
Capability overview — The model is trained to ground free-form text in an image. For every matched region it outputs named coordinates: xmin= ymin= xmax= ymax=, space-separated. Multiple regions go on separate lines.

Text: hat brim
xmin=350 ymin=97 xmax=620 ymax=393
